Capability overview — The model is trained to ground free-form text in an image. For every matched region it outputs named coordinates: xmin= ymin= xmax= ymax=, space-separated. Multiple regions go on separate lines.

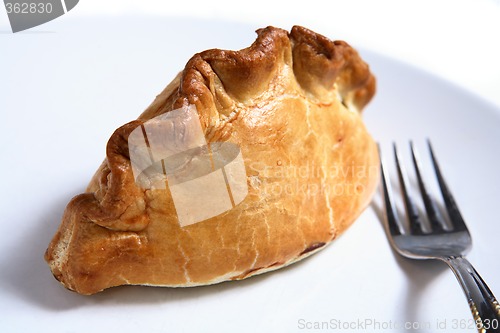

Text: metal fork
xmin=380 ymin=141 xmax=500 ymax=332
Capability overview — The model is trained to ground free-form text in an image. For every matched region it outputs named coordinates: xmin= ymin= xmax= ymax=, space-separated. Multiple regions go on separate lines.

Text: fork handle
xmin=444 ymin=256 xmax=500 ymax=332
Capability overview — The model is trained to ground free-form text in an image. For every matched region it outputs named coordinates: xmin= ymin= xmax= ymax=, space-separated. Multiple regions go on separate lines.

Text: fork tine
xmin=393 ymin=143 xmax=425 ymax=235
xmin=427 ymin=140 xmax=468 ymax=232
xmin=410 ymin=141 xmax=445 ymax=232
xmin=379 ymin=145 xmax=402 ymax=236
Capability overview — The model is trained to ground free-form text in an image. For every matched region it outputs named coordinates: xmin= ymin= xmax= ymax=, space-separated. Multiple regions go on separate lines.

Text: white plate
xmin=1 ymin=17 xmax=499 ymax=333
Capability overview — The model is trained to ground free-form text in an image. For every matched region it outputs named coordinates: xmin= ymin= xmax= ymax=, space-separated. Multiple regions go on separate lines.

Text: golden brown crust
xmin=45 ymin=25 xmax=378 ymax=295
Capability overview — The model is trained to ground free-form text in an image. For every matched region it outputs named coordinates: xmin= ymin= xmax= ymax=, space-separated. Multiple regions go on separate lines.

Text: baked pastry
xmin=45 ymin=25 xmax=378 ymax=295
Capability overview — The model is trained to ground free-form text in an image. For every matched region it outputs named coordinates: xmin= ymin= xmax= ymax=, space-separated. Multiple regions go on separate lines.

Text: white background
xmin=1 ymin=1 xmax=500 ymax=333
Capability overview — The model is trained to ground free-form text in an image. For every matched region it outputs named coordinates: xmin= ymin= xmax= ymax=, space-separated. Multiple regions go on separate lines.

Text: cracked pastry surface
xmin=45 ymin=25 xmax=379 ymax=295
